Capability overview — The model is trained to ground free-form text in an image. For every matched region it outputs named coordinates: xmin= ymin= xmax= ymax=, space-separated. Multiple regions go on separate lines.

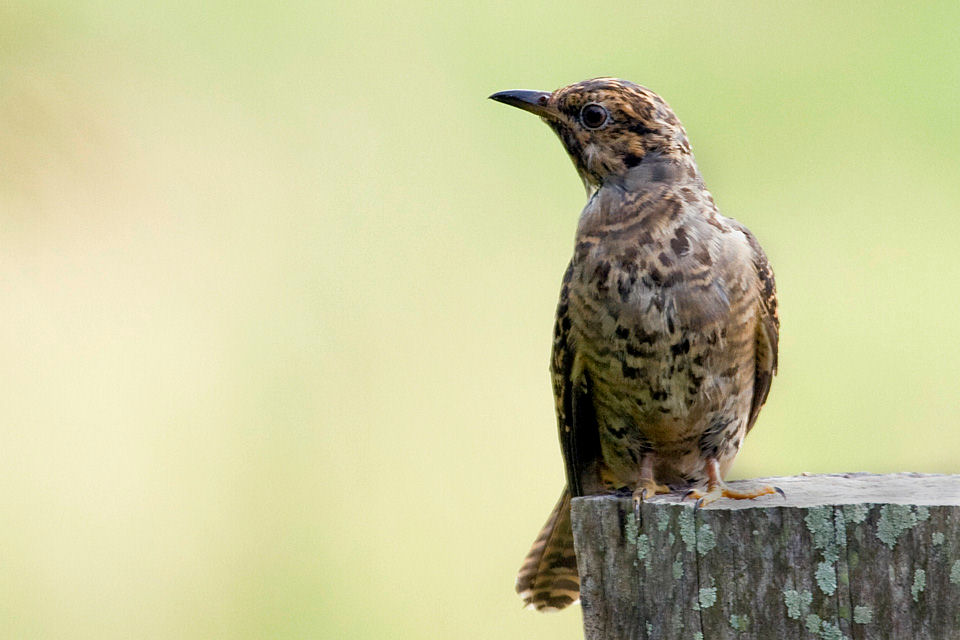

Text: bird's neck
xmin=580 ymin=153 xmax=708 ymax=230
xmin=618 ymin=152 xmax=703 ymax=191
xmin=578 ymin=151 xmax=702 ymax=199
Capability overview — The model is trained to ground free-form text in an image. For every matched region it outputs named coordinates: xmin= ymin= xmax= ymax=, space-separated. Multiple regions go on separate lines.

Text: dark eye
xmin=580 ymin=103 xmax=608 ymax=129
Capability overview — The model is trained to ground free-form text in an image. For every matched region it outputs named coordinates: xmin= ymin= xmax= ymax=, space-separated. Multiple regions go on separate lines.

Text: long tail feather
xmin=515 ymin=489 xmax=579 ymax=611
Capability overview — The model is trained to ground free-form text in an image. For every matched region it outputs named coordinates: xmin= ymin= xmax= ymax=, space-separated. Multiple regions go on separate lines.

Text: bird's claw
xmin=632 ymin=488 xmax=650 ymax=520
xmin=683 ymin=487 xmax=721 ymax=509
xmin=682 ymin=482 xmax=783 ymax=509
xmin=632 ymin=481 xmax=670 ymax=519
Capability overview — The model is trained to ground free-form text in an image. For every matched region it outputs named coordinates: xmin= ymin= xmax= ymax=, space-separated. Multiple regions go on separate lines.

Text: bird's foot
xmin=683 ymin=482 xmax=784 ymax=509
xmin=632 ymin=479 xmax=671 ymax=515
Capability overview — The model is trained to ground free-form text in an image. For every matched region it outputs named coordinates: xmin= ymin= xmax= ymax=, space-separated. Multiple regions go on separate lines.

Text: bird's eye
xmin=580 ymin=103 xmax=609 ymax=129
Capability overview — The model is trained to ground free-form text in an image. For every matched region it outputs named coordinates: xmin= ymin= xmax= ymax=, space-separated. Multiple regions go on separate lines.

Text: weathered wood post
xmin=570 ymin=473 xmax=960 ymax=639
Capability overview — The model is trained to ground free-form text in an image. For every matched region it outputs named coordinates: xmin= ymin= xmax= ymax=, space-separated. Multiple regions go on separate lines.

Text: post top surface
xmin=572 ymin=472 xmax=960 ymax=510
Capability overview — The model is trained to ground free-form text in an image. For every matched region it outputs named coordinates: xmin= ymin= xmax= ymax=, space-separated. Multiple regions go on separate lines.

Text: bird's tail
xmin=516 ymin=489 xmax=579 ymax=611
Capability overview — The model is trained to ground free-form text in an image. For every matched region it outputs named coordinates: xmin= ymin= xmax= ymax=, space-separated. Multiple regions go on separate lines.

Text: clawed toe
xmin=720 ymin=484 xmax=782 ymax=501
xmin=682 ymin=482 xmax=785 ymax=508
xmin=682 ymin=487 xmax=722 ymax=509
xmin=632 ymin=481 xmax=670 ymax=518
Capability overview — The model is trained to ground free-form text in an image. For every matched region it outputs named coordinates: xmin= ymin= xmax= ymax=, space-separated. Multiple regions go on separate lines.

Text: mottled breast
xmin=565 ymin=181 xmax=761 ymax=483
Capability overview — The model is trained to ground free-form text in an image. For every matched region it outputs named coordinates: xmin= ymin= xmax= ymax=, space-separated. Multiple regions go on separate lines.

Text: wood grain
xmin=570 ymin=473 xmax=960 ymax=639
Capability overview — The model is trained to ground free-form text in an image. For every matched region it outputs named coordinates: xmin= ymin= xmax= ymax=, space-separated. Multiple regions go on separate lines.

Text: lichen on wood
xmin=571 ymin=473 xmax=960 ymax=640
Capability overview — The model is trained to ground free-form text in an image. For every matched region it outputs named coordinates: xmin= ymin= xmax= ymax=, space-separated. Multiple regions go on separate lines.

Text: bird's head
xmin=490 ymin=78 xmax=693 ymax=194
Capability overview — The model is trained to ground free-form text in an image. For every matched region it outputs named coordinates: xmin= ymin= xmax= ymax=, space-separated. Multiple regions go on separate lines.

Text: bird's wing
xmin=738 ymin=225 xmax=779 ymax=433
xmin=552 ymin=262 xmax=603 ymax=497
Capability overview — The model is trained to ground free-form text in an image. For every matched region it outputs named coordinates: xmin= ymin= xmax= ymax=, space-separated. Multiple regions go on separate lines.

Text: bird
xmin=490 ymin=78 xmax=780 ymax=612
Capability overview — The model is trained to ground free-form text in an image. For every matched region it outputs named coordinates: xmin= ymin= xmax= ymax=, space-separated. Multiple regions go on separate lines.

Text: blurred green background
xmin=1 ymin=2 xmax=959 ymax=638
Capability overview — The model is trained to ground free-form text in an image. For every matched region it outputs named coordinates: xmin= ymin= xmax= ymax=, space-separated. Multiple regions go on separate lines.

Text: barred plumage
xmin=492 ymin=78 xmax=780 ymax=611
xmin=515 ymin=492 xmax=578 ymax=611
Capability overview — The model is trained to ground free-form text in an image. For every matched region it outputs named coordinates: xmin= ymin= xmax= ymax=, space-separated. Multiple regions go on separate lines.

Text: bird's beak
xmin=489 ymin=89 xmax=555 ymax=119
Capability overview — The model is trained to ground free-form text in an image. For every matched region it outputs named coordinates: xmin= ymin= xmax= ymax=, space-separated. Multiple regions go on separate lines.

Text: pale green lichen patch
xmin=853 ymin=605 xmax=873 ymax=624
xmin=637 ymin=533 xmax=652 ymax=570
xmin=912 ymin=568 xmax=926 ymax=602
xmin=915 ymin=505 xmax=930 ymax=521
xmin=697 ymin=524 xmax=716 ymax=556
xmin=932 ymin=532 xmax=945 ymax=546
xmin=818 ymin=620 xmax=844 ymax=640
xmin=844 ymin=504 xmax=870 ymax=524
xmin=805 ymin=506 xmax=839 ymax=563
xmin=668 ymin=532 xmax=676 ymax=546
xmin=698 ymin=587 xmax=717 ymax=609
xmin=679 ymin=507 xmax=696 ymax=552
xmin=816 ymin=560 xmax=837 ymax=595
xmin=657 ymin=509 xmax=671 ymax=531
xmin=835 ymin=514 xmax=847 ymax=549
xmin=783 ymin=589 xmax=812 ymax=619
xmin=646 ymin=622 xmax=653 ymax=635
xmin=951 ymin=560 xmax=960 ymax=585
xmin=625 ymin=512 xmax=639 ymax=545
xmin=876 ymin=504 xmax=918 ymax=549
xmin=693 ymin=633 xmax=703 ymax=640
xmin=729 ymin=613 xmax=749 ymax=631
xmin=672 ymin=553 xmax=683 ymax=580
xmin=801 ymin=616 xmax=846 ymax=640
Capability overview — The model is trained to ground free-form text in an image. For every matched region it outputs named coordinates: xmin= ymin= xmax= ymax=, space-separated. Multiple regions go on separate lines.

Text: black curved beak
xmin=489 ymin=89 xmax=554 ymax=118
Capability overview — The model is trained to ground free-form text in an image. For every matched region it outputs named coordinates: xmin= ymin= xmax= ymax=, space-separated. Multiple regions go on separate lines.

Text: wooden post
xmin=570 ymin=473 xmax=960 ymax=640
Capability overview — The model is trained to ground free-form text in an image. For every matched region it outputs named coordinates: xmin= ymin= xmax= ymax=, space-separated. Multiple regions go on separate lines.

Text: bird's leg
xmin=683 ymin=458 xmax=783 ymax=508
xmin=632 ymin=453 xmax=671 ymax=514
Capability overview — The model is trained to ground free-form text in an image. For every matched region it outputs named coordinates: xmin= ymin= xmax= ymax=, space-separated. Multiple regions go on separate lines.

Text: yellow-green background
xmin=2 ymin=2 xmax=958 ymax=638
